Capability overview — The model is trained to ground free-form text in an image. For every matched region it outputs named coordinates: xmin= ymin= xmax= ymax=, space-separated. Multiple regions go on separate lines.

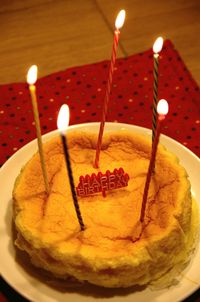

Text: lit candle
xmin=57 ymin=104 xmax=85 ymax=231
xmin=27 ymin=65 xmax=50 ymax=194
xmin=140 ymin=99 xmax=169 ymax=223
xmin=152 ymin=37 xmax=164 ymax=143
xmin=94 ymin=9 xmax=126 ymax=168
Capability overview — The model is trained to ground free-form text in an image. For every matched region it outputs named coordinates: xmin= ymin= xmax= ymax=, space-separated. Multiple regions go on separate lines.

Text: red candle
xmin=94 ymin=9 xmax=126 ymax=168
xmin=140 ymin=99 xmax=169 ymax=223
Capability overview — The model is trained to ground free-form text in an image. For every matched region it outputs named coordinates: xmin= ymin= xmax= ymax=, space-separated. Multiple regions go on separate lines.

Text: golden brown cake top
xmin=13 ymin=130 xmax=191 ymax=260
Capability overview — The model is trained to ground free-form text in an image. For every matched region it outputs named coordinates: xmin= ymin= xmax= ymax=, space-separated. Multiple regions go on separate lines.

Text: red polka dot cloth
xmin=0 ymin=40 xmax=200 ymax=302
xmin=0 ymin=40 xmax=200 ymax=168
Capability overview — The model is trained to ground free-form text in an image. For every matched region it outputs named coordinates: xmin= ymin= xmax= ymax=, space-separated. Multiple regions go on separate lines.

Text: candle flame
xmin=115 ymin=9 xmax=126 ymax=29
xmin=157 ymin=99 xmax=169 ymax=116
xmin=153 ymin=37 xmax=163 ymax=54
xmin=27 ymin=65 xmax=38 ymax=85
xmin=57 ymin=104 xmax=70 ymax=133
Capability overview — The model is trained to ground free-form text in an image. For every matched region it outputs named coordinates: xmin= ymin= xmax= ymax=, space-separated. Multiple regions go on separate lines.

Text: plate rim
xmin=0 ymin=122 xmax=199 ymax=302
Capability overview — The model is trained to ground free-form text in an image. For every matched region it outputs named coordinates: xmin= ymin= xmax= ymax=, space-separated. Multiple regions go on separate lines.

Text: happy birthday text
xmin=76 ymin=168 xmax=129 ymax=197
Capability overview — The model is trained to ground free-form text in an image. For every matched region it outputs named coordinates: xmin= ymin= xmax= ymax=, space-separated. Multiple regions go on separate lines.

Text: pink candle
xmin=140 ymin=99 xmax=169 ymax=223
xmin=94 ymin=10 xmax=126 ymax=168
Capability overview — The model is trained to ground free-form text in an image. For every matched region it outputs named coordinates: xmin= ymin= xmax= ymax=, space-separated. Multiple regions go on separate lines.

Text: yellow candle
xmin=27 ymin=65 xmax=49 ymax=194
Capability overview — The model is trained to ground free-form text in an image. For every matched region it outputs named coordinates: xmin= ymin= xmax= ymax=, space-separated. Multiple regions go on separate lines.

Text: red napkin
xmin=0 ymin=40 xmax=200 ymax=168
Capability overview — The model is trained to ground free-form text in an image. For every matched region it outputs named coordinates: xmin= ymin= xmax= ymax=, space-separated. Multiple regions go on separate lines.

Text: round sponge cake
xmin=13 ymin=130 xmax=196 ymax=288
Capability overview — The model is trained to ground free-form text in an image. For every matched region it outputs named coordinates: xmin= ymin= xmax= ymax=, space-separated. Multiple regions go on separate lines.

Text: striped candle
xmin=57 ymin=104 xmax=85 ymax=231
xmin=152 ymin=37 xmax=164 ymax=143
xmin=140 ymin=99 xmax=169 ymax=223
xmin=94 ymin=10 xmax=126 ymax=168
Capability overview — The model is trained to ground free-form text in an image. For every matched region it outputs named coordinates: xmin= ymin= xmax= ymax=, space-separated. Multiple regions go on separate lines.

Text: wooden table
xmin=0 ymin=0 xmax=199 ymax=84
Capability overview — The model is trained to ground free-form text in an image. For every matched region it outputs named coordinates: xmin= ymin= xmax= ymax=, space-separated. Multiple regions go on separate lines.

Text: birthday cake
xmin=13 ymin=130 xmax=198 ymax=288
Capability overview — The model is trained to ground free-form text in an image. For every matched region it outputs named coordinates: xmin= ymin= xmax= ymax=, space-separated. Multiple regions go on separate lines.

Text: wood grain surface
xmin=0 ymin=0 xmax=199 ymax=84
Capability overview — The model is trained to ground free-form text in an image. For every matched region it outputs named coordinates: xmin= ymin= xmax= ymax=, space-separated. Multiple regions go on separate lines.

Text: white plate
xmin=0 ymin=122 xmax=199 ymax=302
